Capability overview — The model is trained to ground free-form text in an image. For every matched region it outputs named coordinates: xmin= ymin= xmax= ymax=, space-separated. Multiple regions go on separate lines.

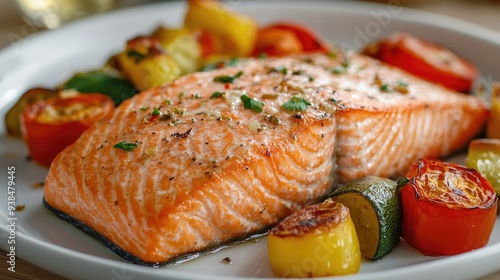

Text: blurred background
xmin=0 ymin=0 xmax=499 ymax=50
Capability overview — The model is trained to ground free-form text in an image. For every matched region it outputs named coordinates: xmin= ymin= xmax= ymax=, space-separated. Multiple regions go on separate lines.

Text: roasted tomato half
xmin=252 ymin=22 xmax=329 ymax=57
xmin=20 ymin=93 xmax=114 ymax=167
xmin=363 ymin=32 xmax=478 ymax=93
xmin=400 ymin=159 xmax=497 ymax=256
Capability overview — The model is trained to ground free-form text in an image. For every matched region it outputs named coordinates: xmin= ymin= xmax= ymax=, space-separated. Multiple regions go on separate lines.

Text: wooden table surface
xmin=1 ymin=0 xmax=500 ymax=279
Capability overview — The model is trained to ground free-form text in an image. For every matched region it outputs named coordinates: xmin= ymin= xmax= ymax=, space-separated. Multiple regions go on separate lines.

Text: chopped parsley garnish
xmin=210 ymin=91 xmax=225 ymax=98
xmin=179 ymin=92 xmax=185 ymax=99
xmin=332 ymin=65 xmax=348 ymax=75
xmin=380 ymin=83 xmax=392 ymax=93
xmin=201 ymin=58 xmax=240 ymax=72
xmin=127 ymin=50 xmax=146 ymax=63
xmin=341 ymin=58 xmax=350 ymax=68
xmin=213 ymin=71 xmax=243 ymax=84
xmin=164 ymin=99 xmax=172 ymax=105
xmin=281 ymin=97 xmax=312 ymax=112
xmin=241 ymin=94 xmax=264 ymax=113
xmin=269 ymin=67 xmax=288 ymax=75
xmin=152 ymin=107 xmax=161 ymax=116
xmin=113 ymin=141 xmax=138 ymax=152
xmin=140 ymin=107 xmax=150 ymax=111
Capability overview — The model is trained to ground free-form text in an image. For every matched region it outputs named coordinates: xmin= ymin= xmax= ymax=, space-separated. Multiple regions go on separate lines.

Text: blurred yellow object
xmin=150 ymin=27 xmax=202 ymax=75
xmin=486 ymin=83 xmax=500 ymax=139
xmin=467 ymin=138 xmax=500 ymax=196
xmin=184 ymin=0 xmax=257 ymax=57
xmin=267 ymin=199 xmax=361 ymax=278
xmin=15 ymin=0 xmax=115 ymax=29
xmin=116 ymin=36 xmax=181 ymax=91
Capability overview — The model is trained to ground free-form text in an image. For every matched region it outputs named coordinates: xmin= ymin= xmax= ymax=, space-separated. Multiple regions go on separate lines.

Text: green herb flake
xmin=241 ymin=94 xmax=264 ymax=113
xmin=332 ymin=66 xmax=348 ymax=75
xmin=140 ymin=107 xmax=150 ymax=111
xmin=179 ymin=92 xmax=185 ymax=99
xmin=127 ymin=50 xmax=147 ymax=63
xmin=164 ymin=99 xmax=172 ymax=105
xmin=380 ymin=83 xmax=392 ymax=93
xmin=113 ymin=141 xmax=138 ymax=152
xmin=201 ymin=58 xmax=240 ymax=72
xmin=281 ymin=97 xmax=312 ymax=112
xmin=341 ymin=58 xmax=350 ymax=68
xmin=210 ymin=91 xmax=225 ymax=99
xmin=258 ymin=53 xmax=268 ymax=59
xmin=152 ymin=107 xmax=161 ymax=116
xmin=213 ymin=71 xmax=243 ymax=84
xmin=269 ymin=67 xmax=288 ymax=75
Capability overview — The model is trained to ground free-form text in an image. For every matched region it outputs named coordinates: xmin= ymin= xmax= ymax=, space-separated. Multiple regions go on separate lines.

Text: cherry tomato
xmin=363 ymin=32 xmax=478 ymax=93
xmin=252 ymin=27 xmax=303 ymax=57
xmin=265 ymin=22 xmax=330 ymax=53
xmin=252 ymin=22 xmax=329 ymax=56
xmin=400 ymin=159 xmax=497 ymax=256
xmin=20 ymin=93 xmax=114 ymax=167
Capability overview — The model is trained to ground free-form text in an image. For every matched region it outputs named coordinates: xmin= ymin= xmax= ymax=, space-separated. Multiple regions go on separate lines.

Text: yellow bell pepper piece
xmin=150 ymin=27 xmax=202 ymax=75
xmin=184 ymin=0 xmax=257 ymax=57
xmin=487 ymin=83 xmax=500 ymax=139
xmin=268 ymin=198 xmax=361 ymax=278
xmin=467 ymin=138 xmax=500 ymax=196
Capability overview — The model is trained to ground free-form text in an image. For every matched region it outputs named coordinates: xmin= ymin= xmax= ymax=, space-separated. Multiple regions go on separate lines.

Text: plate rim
xmin=1 ymin=1 xmax=500 ymax=280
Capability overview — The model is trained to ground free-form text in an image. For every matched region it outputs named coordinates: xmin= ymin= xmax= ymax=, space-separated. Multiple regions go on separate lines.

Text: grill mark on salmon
xmin=43 ymin=51 xmax=488 ymax=264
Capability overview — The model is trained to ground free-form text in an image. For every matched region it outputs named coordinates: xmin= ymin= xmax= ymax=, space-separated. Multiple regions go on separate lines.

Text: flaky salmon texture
xmin=44 ymin=51 xmax=488 ymax=265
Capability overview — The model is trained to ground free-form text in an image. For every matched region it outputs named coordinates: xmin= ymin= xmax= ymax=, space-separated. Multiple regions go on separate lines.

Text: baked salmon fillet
xmin=43 ymin=51 xmax=488 ymax=265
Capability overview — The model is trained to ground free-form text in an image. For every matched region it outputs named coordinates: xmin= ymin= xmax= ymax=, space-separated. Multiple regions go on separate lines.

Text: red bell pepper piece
xmin=400 ymin=159 xmax=497 ymax=256
xmin=20 ymin=93 xmax=114 ymax=167
xmin=363 ymin=32 xmax=478 ymax=93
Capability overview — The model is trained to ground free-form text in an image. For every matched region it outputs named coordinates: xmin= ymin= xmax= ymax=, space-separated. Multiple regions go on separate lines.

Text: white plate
xmin=1 ymin=1 xmax=500 ymax=280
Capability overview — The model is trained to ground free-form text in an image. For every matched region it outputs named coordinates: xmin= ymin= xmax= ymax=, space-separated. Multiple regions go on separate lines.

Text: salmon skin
xmin=43 ymin=50 xmax=488 ymax=265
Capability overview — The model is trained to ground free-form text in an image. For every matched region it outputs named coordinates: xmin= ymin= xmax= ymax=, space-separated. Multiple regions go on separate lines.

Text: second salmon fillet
xmin=43 ymin=51 xmax=488 ymax=264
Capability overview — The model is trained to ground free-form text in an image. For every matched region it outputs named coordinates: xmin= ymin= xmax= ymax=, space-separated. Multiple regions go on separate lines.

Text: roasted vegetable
xmin=5 ymin=88 xmax=58 ymax=137
xmin=268 ymin=198 xmax=360 ymax=277
xmin=184 ymin=0 xmax=257 ymax=57
xmin=150 ymin=27 xmax=202 ymax=75
xmin=487 ymin=83 xmax=500 ymax=139
xmin=20 ymin=93 xmax=114 ymax=166
xmin=330 ymin=176 xmax=402 ymax=260
xmin=253 ymin=22 xmax=329 ymax=56
xmin=115 ymin=36 xmax=181 ymax=91
xmin=363 ymin=32 xmax=478 ymax=92
xmin=252 ymin=26 xmax=303 ymax=57
xmin=63 ymin=70 xmax=138 ymax=106
xmin=467 ymin=138 xmax=500 ymax=196
xmin=400 ymin=159 xmax=497 ymax=256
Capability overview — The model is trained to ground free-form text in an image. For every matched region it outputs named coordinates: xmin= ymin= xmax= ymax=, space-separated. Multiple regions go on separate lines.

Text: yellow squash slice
xmin=268 ymin=198 xmax=361 ymax=278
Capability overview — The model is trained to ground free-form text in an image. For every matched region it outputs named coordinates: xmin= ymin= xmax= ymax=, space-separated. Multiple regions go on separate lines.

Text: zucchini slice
xmin=330 ymin=176 xmax=402 ymax=260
